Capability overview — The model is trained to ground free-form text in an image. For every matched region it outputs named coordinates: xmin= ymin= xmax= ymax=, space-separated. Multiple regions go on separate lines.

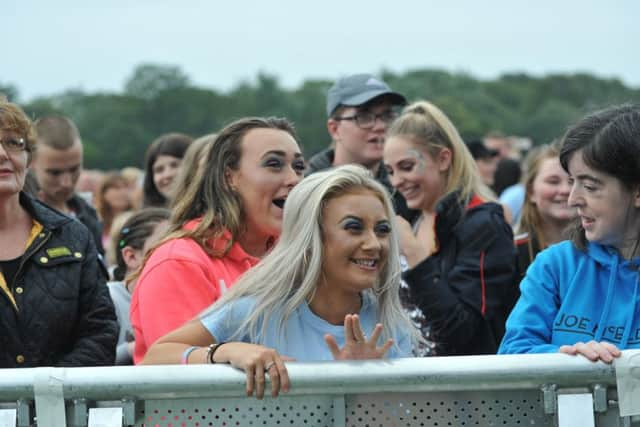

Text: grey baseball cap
xmin=326 ymin=73 xmax=407 ymax=117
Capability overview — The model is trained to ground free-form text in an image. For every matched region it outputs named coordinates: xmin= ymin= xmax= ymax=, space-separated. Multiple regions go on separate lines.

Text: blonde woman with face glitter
xmin=383 ymin=100 xmax=517 ymax=356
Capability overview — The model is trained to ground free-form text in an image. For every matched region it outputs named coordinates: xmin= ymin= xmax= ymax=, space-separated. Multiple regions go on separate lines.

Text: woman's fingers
xmin=559 ymin=345 xmax=577 ymax=355
xmin=343 ymin=315 xmax=356 ymax=342
xmin=245 ymin=365 xmax=255 ymax=397
xmin=267 ymin=362 xmax=280 ymax=398
xmin=254 ymin=359 xmax=266 ymax=399
xmin=601 ymin=341 xmax=621 ymax=357
xmin=268 ymin=356 xmax=291 ymax=396
xmin=351 ymin=315 xmax=366 ymax=343
xmin=559 ymin=341 xmax=622 ymax=364
xmin=324 ymin=334 xmax=341 ymax=359
xmin=379 ymin=338 xmax=394 ymax=356
xmin=368 ymin=323 xmax=383 ymax=345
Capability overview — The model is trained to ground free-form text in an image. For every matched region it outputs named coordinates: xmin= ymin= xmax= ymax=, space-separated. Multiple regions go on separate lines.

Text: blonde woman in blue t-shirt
xmin=141 ymin=165 xmax=421 ymax=398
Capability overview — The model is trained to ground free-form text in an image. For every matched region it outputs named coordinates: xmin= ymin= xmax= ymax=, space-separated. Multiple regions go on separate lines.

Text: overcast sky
xmin=4 ymin=0 xmax=639 ymax=101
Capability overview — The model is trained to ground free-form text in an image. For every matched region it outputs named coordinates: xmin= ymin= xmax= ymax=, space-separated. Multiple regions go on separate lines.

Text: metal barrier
xmin=1 ymin=351 xmax=639 ymax=427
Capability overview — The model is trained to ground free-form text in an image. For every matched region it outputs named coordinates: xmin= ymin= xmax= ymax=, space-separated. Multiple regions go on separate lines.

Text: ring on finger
xmin=264 ymin=361 xmax=276 ymax=372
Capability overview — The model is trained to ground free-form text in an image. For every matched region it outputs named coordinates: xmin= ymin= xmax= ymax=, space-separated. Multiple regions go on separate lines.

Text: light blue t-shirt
xmin=499 ymin=183 xmax=525 ymax=225
xmin=200 ymin=292 xmax=412 ymax=361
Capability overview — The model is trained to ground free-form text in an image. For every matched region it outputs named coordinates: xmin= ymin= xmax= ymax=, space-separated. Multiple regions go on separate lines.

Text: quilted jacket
xmin=0 ymin=192 xmax=117 ymax=368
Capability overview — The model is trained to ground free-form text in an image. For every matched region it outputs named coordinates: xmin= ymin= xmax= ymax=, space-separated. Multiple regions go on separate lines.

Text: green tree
xmin=124 ymin=64 xmax=190 ymax=100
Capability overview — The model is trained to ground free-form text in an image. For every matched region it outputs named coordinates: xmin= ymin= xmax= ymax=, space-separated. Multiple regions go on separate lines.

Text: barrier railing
xmin=0 ymin=350 xmax=639 ymax=427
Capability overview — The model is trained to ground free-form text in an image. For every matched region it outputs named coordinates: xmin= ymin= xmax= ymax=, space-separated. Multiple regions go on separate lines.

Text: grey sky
xmin=5 ymin=0 xmax=639 ymax=101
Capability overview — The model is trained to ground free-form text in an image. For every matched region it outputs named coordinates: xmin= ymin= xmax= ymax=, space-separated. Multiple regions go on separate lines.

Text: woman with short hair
xmin=0 ymin=101 xmax=117 ymax=367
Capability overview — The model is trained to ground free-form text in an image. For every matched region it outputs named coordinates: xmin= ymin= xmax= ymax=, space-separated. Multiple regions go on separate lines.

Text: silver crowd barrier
xmin=0 ymin=350 xmax=639 ymax=427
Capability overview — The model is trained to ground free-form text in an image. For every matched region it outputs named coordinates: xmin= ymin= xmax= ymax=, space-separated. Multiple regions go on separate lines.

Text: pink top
xmin=130 ymin=220 xmax=259 ymax=363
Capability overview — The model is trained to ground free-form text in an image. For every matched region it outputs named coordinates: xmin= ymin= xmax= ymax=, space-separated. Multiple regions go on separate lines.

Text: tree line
xmin=2 ymin=64 xmax=639 ymax=169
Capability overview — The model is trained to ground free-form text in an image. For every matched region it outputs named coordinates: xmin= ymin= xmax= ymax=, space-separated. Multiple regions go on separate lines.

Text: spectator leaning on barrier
xmin=31 ymin=115 xmax=105 ymax=255
xmin=500 ymin=104 xmax=640 ymax=362
xmin=0 ymin=101 xmax=118 ymax=368
xmin=140 ymin=165 xmax=421 ymax=399
xmin=130 ymin=117 xmax=305 ymax=363
xmin=306 ymin=73 xmax=416 ymax=221
xmin=384 ymin=100 xmax=517 ymax=356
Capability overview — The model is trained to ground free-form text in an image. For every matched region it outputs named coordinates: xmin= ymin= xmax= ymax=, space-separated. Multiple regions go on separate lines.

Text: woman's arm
xmin=142 ymin=318 xmax=292 ymax=399
xmin=498 ymin=248 xmax=562 ymax=354
xmin=403 ymin=208 xmax=516 ymax=354
xmin=132 ymin=256 xmax=221 ymax=362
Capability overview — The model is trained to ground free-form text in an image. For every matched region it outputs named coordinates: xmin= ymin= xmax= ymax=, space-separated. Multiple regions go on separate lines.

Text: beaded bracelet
xmin=180 ymin=346 xmax=199 ymax=364
xmin=206 ymin=342 xmax=227 ymax=364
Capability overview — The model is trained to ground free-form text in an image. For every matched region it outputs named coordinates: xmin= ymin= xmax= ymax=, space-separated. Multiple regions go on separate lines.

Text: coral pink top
xmin=130 ymin=220 xmax=259 ymax=363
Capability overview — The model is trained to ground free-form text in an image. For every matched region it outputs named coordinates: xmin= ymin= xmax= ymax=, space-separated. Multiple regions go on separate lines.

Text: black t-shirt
xmin=0 ymin=256 xmax=22 ymax=288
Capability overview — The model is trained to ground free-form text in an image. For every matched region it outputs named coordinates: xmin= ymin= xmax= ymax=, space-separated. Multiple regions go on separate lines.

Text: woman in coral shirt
xmin=131 ymin=117 xmax=305 ymax=363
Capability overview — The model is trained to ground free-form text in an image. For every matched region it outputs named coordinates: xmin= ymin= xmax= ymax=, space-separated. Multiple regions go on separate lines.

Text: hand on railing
xmin=324 ymin=314 xmax=394 ymax=360
xmin=559 ymin=340 xmax=621 ymax=363
xmin=218 ymin=342 xmax=295 ymax=399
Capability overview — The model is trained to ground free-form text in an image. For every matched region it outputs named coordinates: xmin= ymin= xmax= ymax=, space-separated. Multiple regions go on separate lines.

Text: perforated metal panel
xmin=345 ymin=390 xmax=551 ymax=427
xmin=138 ymin=396 xmax=336 ymax=427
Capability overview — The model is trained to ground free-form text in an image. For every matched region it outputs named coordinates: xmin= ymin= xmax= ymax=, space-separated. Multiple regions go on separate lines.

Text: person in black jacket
xmin=0 ymin=101 xmax=117 ymax=368
xmin=383 ymin=100 xmax=517 ymax=356
xmin=31 ymin=115 xmax=105 ymax=255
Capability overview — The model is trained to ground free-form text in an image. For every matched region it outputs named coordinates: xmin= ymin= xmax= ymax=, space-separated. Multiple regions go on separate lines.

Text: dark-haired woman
xmin=107 ymin=208 xmax=170 ymax=364
xmin=142 ymin=133 xmax=192 ymax=208
xmin=500 ymin=104 xmax=640 ymax=362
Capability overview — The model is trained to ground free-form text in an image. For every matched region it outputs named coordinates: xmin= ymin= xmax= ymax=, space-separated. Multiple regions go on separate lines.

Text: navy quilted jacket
xmin=0 ymin=192 xmax=117 ymax=368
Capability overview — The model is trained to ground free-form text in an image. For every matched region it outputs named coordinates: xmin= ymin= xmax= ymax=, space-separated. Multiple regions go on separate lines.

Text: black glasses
xmin=0 ymin=137 xmax=27 ymax=153
xmin=334 ymin=110 xmax=398 ymax=129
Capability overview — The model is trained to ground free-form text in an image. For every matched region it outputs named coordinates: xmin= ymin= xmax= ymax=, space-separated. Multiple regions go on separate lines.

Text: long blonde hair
xmin=516 ymin=140 xmax=563 ymax=249
xmin=387 ymin=100 xmax=494 ymax=204
xmin=201 ymin=164 xmax=422 ymax=350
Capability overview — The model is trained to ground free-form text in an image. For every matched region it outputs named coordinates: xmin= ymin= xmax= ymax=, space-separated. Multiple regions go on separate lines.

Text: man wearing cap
xmin=466 ymin=139 xmax=500 ymax=189
xmin=307 ymin=73 xmax=414 ymax=220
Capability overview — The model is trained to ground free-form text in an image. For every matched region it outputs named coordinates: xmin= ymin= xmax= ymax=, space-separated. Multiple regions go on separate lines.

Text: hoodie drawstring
xmin=619 ymin=270 xmax=639 ymax=347
xmin=594 ymin=256 xmax=619 ymax=342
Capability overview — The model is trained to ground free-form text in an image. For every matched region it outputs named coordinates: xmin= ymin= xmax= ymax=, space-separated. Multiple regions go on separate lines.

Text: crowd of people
xmin=1 ymin=75 xmax=639 ymax=397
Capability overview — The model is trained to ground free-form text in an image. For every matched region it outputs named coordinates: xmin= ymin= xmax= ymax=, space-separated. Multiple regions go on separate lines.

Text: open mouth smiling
xmin=272 ymin=198 xmax=286 ymax=209
xmin=351 ymin=258 xmax=378 ymax=269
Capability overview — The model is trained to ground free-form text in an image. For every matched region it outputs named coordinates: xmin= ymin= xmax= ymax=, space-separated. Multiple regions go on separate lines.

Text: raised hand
xmin=395 ymin=215 xmax=433 ymax=267
xmin=216 ymin=342 xmax=294 ymax=399
xmin=324 ymin=314 xmax=394 ymax=360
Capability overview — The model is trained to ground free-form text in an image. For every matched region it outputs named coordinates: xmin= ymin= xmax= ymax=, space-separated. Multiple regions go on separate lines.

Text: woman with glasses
xmin=384 ymin=100 xmax=517 ymax=356
xmin=0 ymin=101 xmax=117 ymax=367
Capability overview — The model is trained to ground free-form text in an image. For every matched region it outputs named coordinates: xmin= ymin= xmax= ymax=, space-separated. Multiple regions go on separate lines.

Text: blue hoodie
xmin=499 ymin=240 xmax=640 ymax=354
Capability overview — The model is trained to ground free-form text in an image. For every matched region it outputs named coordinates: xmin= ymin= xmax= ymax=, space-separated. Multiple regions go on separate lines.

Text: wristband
xmin=206 ymin=342 xmax=226 ymax=364
xmin=180 ymin=346 xmax=199 ymax=364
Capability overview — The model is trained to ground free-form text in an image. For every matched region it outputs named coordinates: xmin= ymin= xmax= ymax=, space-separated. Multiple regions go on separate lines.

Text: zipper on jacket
xmin=8 ymin=231 xmax=52 ymax=313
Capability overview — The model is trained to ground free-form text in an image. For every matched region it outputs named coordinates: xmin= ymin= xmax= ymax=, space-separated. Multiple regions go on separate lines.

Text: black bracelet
xmin=207 ymin=342 xmax=226 ymax=364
